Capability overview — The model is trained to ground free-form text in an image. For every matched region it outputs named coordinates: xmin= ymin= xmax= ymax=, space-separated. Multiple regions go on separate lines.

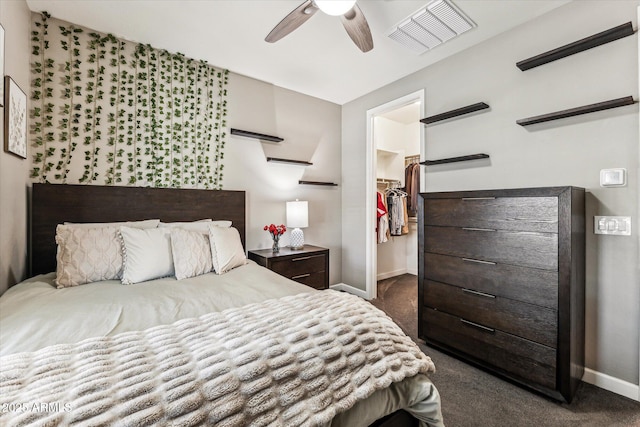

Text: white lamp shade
xmin=286 ymin=200 xmax=308 ymax=228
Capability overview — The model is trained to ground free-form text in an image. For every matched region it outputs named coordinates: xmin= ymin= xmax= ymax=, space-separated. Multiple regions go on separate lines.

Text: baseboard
xmin=377 ymin=268 xmax=407 ymax=281
xmin=330 ymin=283 xmax=369 ymax=299
xmin=583 ymin=368 xmax=640 ymax=401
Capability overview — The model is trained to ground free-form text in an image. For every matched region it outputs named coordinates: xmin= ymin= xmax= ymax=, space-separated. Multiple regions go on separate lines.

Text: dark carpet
xmin=371 ymin=274 xmax=640 ymax=427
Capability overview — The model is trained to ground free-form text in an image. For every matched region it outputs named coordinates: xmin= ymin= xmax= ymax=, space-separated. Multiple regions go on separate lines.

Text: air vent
xmin=387 ymin=0 xmax=475 ymax=54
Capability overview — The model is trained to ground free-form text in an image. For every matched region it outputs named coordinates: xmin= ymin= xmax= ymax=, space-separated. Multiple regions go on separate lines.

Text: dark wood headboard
xmin=31 ymin=184 xmax=246 ymax=276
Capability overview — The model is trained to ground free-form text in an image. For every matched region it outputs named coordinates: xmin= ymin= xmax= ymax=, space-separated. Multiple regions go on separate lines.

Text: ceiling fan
xmin=265 ymin=0 xmax=374 ymax=53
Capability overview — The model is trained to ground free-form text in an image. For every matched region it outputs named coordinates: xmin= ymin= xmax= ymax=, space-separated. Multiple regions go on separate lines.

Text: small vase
xmin=272 ymin=237 xmax=280 ymax=253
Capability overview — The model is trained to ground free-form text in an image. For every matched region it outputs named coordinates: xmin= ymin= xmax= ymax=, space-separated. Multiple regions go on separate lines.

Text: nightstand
xmin=248 ymin=245 xmax=329 ymax=290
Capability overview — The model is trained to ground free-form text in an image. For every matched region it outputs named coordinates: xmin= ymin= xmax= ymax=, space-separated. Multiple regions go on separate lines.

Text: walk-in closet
xmin=375 ymin=103 xmax=421 ymax=280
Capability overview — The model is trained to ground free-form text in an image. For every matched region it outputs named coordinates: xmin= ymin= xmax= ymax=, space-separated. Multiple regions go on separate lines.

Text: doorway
xmin=365 ymin=90 xmax=425 ymax=300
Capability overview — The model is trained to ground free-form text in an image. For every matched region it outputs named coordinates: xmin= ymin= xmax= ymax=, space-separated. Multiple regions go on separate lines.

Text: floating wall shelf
xmin=420 ymin=102 xmax=490 ymax=125
xmin=266 ymin=157 xmax=312 ymax=166
xmin=299 ymin=180 xmax=338 ymax=186
xmin=420 ymin=154 xmax=490 ymax=166
xmin=516 ymin=96 xmax=635 ymax=126
xmin=516 ymin=22 xmax=635 ymax=71
xmin=230 ymin=128 xmax=283 ymax=143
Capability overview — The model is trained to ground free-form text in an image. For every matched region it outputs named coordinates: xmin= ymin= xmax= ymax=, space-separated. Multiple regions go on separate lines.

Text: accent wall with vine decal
xmin=29 ymin=12 xmax=229 ymax=189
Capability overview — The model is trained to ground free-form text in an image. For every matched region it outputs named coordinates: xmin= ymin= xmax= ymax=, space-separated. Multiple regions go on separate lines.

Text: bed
xmin=0 ymin=183 xmax=444 ymax=427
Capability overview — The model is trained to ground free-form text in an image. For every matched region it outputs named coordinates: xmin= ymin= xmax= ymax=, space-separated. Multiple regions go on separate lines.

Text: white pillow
xmin=55 ymin=225 xmax=124 ymax=288
xmin=170 ymin=228 xmax=213 ymax=280
xmin=159 ymin=220 xmax=232 ymax=234
xmin=120 ymin=227 xmax=174 ymax=284
xmin=63 ymin=219 xmax=160 ymax=228
xmin=208 ymin=225 xmax=247 ymax=274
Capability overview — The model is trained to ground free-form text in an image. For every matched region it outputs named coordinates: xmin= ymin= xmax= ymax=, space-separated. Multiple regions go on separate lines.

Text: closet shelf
xmin=517 ymin=22 xmax=635 ymax=71
xmin=420 ymin=102 xmax=489 ymax=125
xmin=516 ymin=96 xmax=635 ymax=126
xmin=377 ymin=148 xmax=401 ymax=156
xmin=299 ymin=180 xmax=338 ymax=186
xmin=230 ymin=128 xmax=284 ymax=143
xmin=420 ymin=153 xmax=489 ymax=166
xmin=266 ymin=157 xmax=312 ymax=166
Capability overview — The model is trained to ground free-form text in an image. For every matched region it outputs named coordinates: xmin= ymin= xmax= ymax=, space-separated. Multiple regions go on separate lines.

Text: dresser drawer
xmin=424 ymin=197 xmax=558 ymax=233
xmin=270 ymin=254 xmax=326 ymax=277
xmin=422 ymin=308 xmax=557 ymax=389
xmin=425 ymin=226 xmax=558 ymax=270
xmin=424 ymin=253 xmax=558 ymax=309
xmin=423 ymin=280 xmax=557 ymax=347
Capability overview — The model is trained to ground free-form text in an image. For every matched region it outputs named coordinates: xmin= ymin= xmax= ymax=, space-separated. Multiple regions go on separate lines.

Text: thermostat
xmin=600 ymin=168 xmax=626 ymax=187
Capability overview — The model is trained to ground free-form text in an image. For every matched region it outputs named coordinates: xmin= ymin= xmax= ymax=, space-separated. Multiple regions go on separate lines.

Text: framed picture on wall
xmin=4 ymin=76 xmax=27 ymax=159
xmin=0 ymin=24 xmax=5 ymax=107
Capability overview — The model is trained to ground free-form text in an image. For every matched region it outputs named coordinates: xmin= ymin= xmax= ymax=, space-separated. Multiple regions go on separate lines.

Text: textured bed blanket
xmin=0 ymin=290 xmax=435 ymax=426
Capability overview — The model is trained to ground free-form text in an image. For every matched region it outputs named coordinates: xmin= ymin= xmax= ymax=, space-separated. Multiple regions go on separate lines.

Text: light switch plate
xmin=594 ymin=216 xmax=631 ymax=235
xmin=600 ymin=168 xmax=626 ymax=187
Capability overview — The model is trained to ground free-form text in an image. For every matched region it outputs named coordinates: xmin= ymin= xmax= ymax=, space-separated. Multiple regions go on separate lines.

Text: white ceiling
xmin=25 ymin=0 xmax=571 ymax=105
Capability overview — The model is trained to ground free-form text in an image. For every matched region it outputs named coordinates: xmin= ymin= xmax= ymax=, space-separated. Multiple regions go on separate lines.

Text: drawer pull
xmin=462 ymin=227 xmax=496 ymax=232
xmin=462 ymin=288 xmax=496 ymax=299
xmin=460 ymin=319 xmax=495 ymax=333
xmin=462 ymin=197 xmax=496 ymax=201
xmin=292 ymin=273 xmax=311 ymax=279
xmin=292 ymin=255 xmax=322 ymax=262
xmin=462 ymin=258 xmax=496 ymax=266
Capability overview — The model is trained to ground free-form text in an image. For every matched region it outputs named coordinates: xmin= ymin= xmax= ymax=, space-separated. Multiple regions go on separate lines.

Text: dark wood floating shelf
xmin=517 ymin=22 xmax=635 ymax=71
xmin=230 ymin=128 xmax=284 ymax=143
xmin=420 ymin=102 xmax=490 ymax=125
xmin=420 ymin=153 xmax=490 ymax=166
xmin=516 ymin=96 xmax=635 ymax=126
xmin=299 ymin=180 xmax=338 ymax=186
xmin=266 ymin=157 xmax=312 ymax=166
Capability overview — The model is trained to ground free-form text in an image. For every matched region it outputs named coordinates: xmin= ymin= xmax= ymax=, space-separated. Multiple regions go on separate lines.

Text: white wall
xmin=0 ymin=0 xmax=31 ymax=295
xmin=342 ymin=0 xmax=639 ymax=391
xmin=226 ymin=73 xmax=342 ymax=285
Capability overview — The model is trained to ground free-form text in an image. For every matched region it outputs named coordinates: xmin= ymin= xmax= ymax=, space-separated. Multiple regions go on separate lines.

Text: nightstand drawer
xmin=247 ymin=245 xmax=329 ymax=290
xmin=290 ymin=270 xmax=326 ymax=290
xmin=270 ymin=254 xmax=326 ymax=277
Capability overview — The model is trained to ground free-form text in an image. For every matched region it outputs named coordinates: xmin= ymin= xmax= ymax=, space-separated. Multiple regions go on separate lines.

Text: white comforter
xmin=0 ymin=262 xmax=444 ymax=427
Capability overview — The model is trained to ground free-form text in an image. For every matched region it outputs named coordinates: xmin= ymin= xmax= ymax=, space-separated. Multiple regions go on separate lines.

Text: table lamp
xmin=286 ymin=200 xmax=308 ymax=250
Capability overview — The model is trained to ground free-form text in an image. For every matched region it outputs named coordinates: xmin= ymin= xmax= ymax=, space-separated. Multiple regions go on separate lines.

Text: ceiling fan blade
xmin=265 ymin=0 xmax=318 ymax=43
xmin=340 ymin=4 xmax=374 ymax=52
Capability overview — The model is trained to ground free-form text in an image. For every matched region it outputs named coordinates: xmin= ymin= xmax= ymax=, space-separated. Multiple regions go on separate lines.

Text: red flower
xmin=264 ymin=223 xmax=286 ymax=237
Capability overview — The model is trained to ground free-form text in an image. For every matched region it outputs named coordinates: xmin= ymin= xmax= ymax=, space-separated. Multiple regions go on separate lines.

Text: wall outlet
xmin=594 ymin=216 xmax=631 ymax=236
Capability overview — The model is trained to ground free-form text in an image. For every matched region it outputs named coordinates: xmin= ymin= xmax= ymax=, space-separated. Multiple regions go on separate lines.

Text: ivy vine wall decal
xmin=30 ymin=12 xmax=229 ymax=189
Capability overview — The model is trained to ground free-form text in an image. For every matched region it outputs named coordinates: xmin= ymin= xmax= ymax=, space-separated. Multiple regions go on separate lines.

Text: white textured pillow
xmin=55 ymin=225 xmax=124 ymax=288
xmin=63 ymin=219 xmax=160 ymax=228
xmin=208 ymin=225 xmax=247 ymax=274
xmin=159 ymin=220 xmax=231 ymax=234
xmin=170 ymin=228 xmax=213 ymax=280
xmin=120 ymin=227 xmax=174 ymax=284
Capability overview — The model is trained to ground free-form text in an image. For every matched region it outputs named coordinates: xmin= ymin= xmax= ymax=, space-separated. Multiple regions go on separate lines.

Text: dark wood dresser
xmin=248 ymin=245 xmax=329 ymax=290
xmin=418 ymin=187 xmax=585 ymax=402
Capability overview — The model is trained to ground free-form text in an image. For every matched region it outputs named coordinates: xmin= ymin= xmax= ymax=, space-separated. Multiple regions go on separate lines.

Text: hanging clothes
xmin=404 ymin=162 xmax=420 ymax=217
xmin=376 ymin=191 xmax=389 ymax=243
xmin=385 ymin=189 xmax=408 ymax=236
xmin=401 ymin=196 xmax=409 ymax=235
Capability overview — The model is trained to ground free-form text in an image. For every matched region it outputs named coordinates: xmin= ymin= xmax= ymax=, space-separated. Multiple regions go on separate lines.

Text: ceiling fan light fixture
xmin=314 ymin=0 xmax=356 ymax=16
